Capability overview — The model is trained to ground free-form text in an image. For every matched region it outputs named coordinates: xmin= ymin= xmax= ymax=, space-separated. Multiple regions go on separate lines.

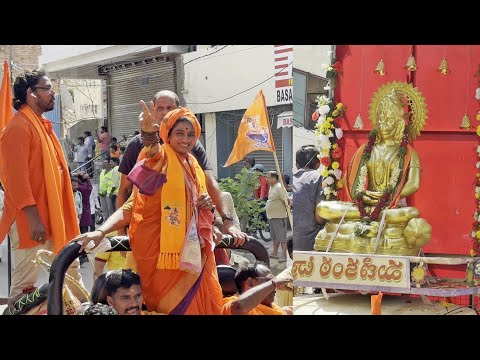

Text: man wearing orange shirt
xmin=0 ymin=69 xmax=84 ymax=304
xmin=222 ymin=263 xmax=292 ymax=315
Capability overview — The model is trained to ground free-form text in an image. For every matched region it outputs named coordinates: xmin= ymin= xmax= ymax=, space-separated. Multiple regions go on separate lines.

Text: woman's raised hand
xmin=139 ymin=100 xmax=160 ymax=133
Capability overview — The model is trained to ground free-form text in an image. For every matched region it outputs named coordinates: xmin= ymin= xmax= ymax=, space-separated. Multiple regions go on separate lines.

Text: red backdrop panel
xmin=412 ymin=133 xmax=477 ymax=255
xmin=335 ymin=45 xmax=480 ymax=256
xmin=335 ymin=45 xmax=412 ymax=131
xmin=416 ymin=45 xmax=480 ymax=131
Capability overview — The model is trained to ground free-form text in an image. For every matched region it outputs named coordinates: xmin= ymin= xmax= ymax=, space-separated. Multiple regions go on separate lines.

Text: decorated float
xmin=293 ymin=45 xmax=480 ymax=314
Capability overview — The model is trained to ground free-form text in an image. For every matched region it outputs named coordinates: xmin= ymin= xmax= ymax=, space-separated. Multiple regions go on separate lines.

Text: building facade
xmin=39 ymin=45 xmax=330 ymax=180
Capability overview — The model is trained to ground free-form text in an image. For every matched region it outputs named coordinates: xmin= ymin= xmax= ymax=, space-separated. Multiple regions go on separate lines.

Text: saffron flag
xmin=224 ymin=90 xmax=275 ymax=167
xmin=0 ymin=61 xmax=14 ymax=186
xmin=0 ymin=61 xmax=13 ymax=132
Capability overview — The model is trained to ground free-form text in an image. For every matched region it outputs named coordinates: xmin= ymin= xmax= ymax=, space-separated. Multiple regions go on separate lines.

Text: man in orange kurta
xmin=0 ymin=70 xmax=83 ymax=302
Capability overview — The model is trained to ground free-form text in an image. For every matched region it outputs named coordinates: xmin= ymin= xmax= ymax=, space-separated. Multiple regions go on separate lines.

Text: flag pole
xmin=262 ymin=95 xmax=293 ymax=229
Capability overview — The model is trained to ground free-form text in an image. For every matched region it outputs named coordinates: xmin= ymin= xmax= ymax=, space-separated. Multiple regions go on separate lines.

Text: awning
xmin=277 ymin=111 xmax=293 ymax=128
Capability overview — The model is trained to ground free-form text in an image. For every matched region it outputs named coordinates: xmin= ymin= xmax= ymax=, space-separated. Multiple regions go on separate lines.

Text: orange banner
xmin=224 ymin=90 xmax=275 ymax=167
xmin=0 ymin=61 xmax=13 ymax=132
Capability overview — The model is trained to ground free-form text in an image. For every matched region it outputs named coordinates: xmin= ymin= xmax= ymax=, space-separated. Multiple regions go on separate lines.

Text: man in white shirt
xmin=265 ymin=171 xmax=289 ymax=261
xmin=72 ymin=137 xmax=90 ymax=172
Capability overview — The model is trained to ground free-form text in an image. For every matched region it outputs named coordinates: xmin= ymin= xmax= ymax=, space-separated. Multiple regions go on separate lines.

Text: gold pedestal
xmin=314 ymin=204 xmax=432 ymax=256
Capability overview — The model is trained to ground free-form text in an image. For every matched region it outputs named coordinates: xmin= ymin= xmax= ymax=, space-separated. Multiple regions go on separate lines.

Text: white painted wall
xmin=40 ymin=46 xmax=115 ymax=63
xmin=181 ymin=45 xmax=280 ymax=114
xmin=204 ymin=113 xmax=218 ymax=177
xmin=293 ymin=45 xmax=332 ymax=77
xmin=60 ymin=79 xmax=103 ymax=129
xmin=40 ymin=45 xmax=164 ymax=73
xmin=291 ymin=46 xmax=333 ymax=162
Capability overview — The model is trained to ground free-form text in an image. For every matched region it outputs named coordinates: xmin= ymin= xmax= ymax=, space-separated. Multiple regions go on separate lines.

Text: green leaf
xmin=218 ymin=167 xmax=268 ymax=232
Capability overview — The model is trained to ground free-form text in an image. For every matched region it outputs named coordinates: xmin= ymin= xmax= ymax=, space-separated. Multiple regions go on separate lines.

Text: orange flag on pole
xmin=224 ymin=90 xmax=275 ymax=167
xmin=0 ymin=60 xmax=13 ymax=132
xmin=0 ymin=61 xmax=14 ymax=186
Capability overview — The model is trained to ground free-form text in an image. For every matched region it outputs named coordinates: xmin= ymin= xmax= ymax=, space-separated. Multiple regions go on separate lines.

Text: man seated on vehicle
xmin=95 ymin=269 xmax=165 ymax=315
xmin=222 ymin=263 xmax=293 ymax=315
xmin=104 ymin=269 xmax=143 ymax=315
xmin=217 ymin=265 xmax=239 ymax=297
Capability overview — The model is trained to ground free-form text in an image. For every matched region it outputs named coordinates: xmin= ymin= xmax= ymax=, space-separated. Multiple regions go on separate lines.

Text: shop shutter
xmin=108 ymin=60 xmax=175 ymax=139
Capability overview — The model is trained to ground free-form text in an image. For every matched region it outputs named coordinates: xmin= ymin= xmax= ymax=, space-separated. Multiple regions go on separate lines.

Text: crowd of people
xmin=0 ymin=69 xmax=293 ymax=315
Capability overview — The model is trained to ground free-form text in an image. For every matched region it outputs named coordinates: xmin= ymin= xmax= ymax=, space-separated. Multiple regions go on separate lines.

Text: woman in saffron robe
xmin=77 ymin=106 xmax=223 ymax=315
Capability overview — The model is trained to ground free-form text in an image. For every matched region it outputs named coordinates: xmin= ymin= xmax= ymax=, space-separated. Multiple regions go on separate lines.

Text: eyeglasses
xmin=33 ymin=86 xmax=55 ymax=93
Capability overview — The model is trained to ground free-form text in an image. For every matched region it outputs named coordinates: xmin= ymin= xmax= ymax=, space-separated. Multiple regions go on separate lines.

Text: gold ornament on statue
xmin=374 ymin=59 xmax=385 ymax=76
xmin=438 ymin=57 xmax=450 ymax=75
xmin=459 ymin=113 xmax=472 ymax=129
xmin=404 ymin=54 xmax=417 ymax=71
xmin=314 ymin=82 xmax=431 ymax=256
xmin=353 ymin=113 xmax=364 ymax=129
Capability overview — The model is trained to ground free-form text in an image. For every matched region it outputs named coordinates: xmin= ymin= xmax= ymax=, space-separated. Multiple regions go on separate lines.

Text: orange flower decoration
xmin=332 ymin=147 xmax=343 ymax=159
xmin=320 ymin=157 xmax=331 ymax=167
xmin=332 ymin=61 xmax=342 ymax=72
xmin=312 ymin=111 xmax=319 ymax=122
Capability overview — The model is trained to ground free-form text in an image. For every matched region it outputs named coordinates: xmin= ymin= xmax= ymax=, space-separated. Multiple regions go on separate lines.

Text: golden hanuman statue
xmin=314 ymin=82 xmax=432 ymax=256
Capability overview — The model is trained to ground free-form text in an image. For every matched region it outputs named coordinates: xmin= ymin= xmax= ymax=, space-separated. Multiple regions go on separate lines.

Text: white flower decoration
xmin=316 ymin=95 xmax=331 ymax=106
xmin=333 ymin=169 xmax=342 ymax=180
xmin=318 ymin=134 xmax=329 ymax=144
xmin=318 ymin=105 xmax=330 ymax=116
xmin=476 ymin=87 xmax=480 ymax=101
xmin=476 ymin=162 xmax=480 ymax=169
xmin=325 ymin=176 xmax=335 ymax=185
xmin=335 ymin=127 xmax=344 ymax=140
xmin=320 ymin=141 xmax=332 ymax=151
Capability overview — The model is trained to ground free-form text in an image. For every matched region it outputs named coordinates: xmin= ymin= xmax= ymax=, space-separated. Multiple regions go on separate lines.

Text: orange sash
xmin=0 ymin=105 xmax=79 ymax=253
xmin=129 ymin=145 xmax=222 ymax=314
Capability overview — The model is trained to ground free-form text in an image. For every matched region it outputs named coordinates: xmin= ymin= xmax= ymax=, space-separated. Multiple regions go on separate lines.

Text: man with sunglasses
xmin=292 ymin=145 xmax=325 ymax=251
xmin=0 ymin=69 xmax=85 ymax=306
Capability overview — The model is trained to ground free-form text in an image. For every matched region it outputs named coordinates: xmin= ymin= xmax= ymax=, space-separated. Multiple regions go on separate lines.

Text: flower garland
xmin=351 ymin=129 xmax=409 ymax=226
xmin=471 ymin=78 xmax=480 ymax=255
xmin=311 ymin=60 xmax=344 ymax=200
